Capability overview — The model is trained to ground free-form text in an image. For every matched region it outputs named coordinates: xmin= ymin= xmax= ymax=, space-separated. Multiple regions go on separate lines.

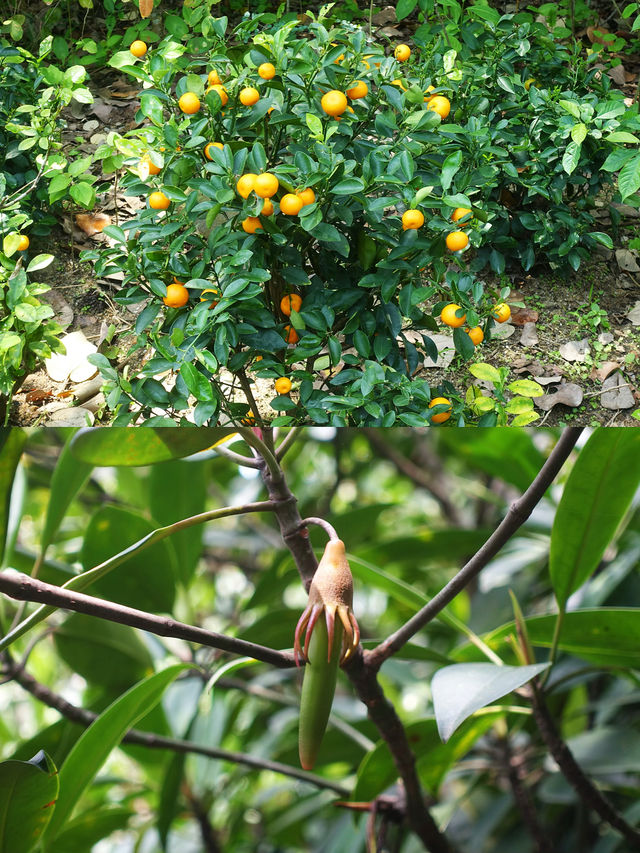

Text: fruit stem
xmin=297 ymin=517 xmax=339 ymax=541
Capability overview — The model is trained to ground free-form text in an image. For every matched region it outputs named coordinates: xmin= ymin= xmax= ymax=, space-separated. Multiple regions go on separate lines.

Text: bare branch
xmin=0 ymin=571 xmax=294 ymax=669
xmin=369 ymin=428 xmax=583 ymax=669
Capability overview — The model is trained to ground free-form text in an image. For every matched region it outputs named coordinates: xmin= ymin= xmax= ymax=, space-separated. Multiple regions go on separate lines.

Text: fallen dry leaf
xmin=139 ymin=0 xmax=153 ymax=17
xmin=559 ymin=338 xmax=590 ymax=363
xmin=591 ymin=361 xmax=620 ymax=382
xmin=75 ymin=212 xmax=112 ymax=236
xmin=601 ymin=372 xmax=635 ymax=410
xmin=520 ymin=322 xmax=539 ymax=347
xmin=535 ymin=383 xmax=584 ymax=411
xmin=510 ymin=307 xmax=539 ymax=326
xmin=372 ymin=5 xmax=397 ymax=25
xmin=615 ymin=248 xmax=640 ymax=272
xmin=25 ymin=390 xmax=53 ymax=404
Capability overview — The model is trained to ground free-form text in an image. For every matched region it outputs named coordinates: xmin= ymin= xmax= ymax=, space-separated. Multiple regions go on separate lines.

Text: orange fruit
xmin=254 ymin=173 xmax=279 ymax=198
xmin=284 ymin=324 xmax=299 ymax=344
xmin=139 ymin=154 xmax=161 ymax=175
xmin=163 ymin=283 xmax=189 ymax=307
xmin=280 ymin=193 xmax=304 ymax=215
xmin=451 ymin=207 xmax=472 ymax=223
xmin=280 ymin=293 xmax=302 ymax=315
xmin=402 ymin=209 xmax=424 ymax=230
xmin=261 ymin=198 xmax=274 ymax=216
xmin=321 ymin=90 xmax=348 ymax=116
xmin=236 ymin=173 xmax=258 ymax=198
xmin=296 ymin=187 xmax=316 ymax=207
xmin=493 ymin=303 xmax=511 ymax=323
xmin=426 ymin=95 xmax=451 ymax=119
xmin=446 ymin=231 xmax=469 ymax=252
xmin=200 ymin=288 xmax=221 ymax=307
xmin=275 ymin=377 xmax=292 ymax=395
xmin=240 ymin=410 xmax=257 ymax=425
xmin=440 ymin=303 xmax=466 ymax=327
xmin=208 ymin=69 xmax=222 ymax=85
xmin=346 ymin=80 xmax=368 ymax=100
xmin=204 ymin=142 xmax=224 ymax=160
xmin=178 ymin=92 xmax=201 ymax=114
xmin=394 ymin=44 xmax=411 ymax=62
xmin=149 ymin=191 xmax=170 ymax=210
xmin=424 ymin=84 xmax=436 ymax=101
xmin=208 ymin=84 xmax=228 ymax=106
xmin=242 ymin=216 xmax=263 ymax=234
xmin=16 ymin=235 xmax=30 ymax=251
xmin=258 ymin=62 xmax=276 ymax=79
xmin=429 ymin=397 xmax=452 ymax=424
xmin=467 ymin=326 xmax=484 ymax=345
xmin=239 ymin=86 xmax=260 ymax=106
xmin=129 ymin=40 xmax=147 ymax=58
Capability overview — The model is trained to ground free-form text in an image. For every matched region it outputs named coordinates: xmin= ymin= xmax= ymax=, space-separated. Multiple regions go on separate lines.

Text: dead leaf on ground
xmin=590 ymin=361 xmax=620 ymax=382
xmin=601 ymin=372 xmax=635 ymax=410
xmin=75 ymin=213 xmax=112 ymax=236
xmin=627 ymin=301 xmax=640 ymax=326
xmin=535 ymin=383 xmax=584 ymax=411
xmin=510 ymin=306 xmax=539 ymax=326
xmin=139 ymin=0 xmax=153 ymax=17
xmin=372 ymin=5 xmax=397 ymax=25
xmin=536 ymin=375 xmax=564 ymax=385
xmin=615 ymin=248 xmax=640 ymax=272
xmin=520 ymin=322 xmax=539 ymax=347
xmin=378 ymin=26 xmax=403 ymax=37
xmin=559 ymin=338 xmax=590 ymax=362
xmin=25 ymin=390 xmax=53 ymax=404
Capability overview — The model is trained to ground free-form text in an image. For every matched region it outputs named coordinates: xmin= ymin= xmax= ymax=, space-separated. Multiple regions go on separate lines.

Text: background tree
xmin=0 ymin=427 xmax=639 ymax=852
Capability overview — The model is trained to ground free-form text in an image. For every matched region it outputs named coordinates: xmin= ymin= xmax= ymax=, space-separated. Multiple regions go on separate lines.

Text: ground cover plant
xmin=1 ymin=427 xmax=640 ymax=852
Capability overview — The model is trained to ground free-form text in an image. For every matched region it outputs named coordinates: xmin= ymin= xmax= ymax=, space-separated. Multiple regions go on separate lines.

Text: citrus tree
xmin=82 ymin=6 xmax=640 ymax=425
xmin=1 ymin=427 xmax=640 ymax=852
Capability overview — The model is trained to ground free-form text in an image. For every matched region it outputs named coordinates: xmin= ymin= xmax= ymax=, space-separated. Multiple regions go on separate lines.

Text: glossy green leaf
xmin=54 ymin=613 xmax=154 ymax=691
xmin=0 ymin=429 xmax=27 ymax=565
xmin=0 ymin=751 xmax=59 ymax=853
xmin=42 ymin=665 xmax=188 ymax=847
xmin=47 ymin=806 xmax=133 ymax=853
xmin=70 ymin=427 xmax=234 ymax=466
xmin=81 ymin=505 xmax=177 ymax=612
xmin=40 ymin=436 xmax=93 ymax=558
xmin=563 ymin=727 xmax=640 ymax=775
xmin=550 ymin=429 xmax=640 ymax=608
xmin=432 ymin=662 xmax=548 ymax=741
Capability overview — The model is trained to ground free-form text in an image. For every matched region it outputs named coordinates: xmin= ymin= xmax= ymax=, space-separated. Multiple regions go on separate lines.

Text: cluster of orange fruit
xmin=402 ymin=206 xmax=471 ymax=253
xmin=235 ymin=173 xmax=316 ymax=232
xmin=439 ymin=300 xmax=511 ymax=347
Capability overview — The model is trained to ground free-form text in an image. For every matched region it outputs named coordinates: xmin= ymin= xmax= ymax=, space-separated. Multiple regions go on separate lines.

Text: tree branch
xmin=530 ymin=683 xmax=640 ymax=848
xmin=499 ymin=736 xmax=553 ymax=853
xmin=4 ymin=659 xmax=348 ymax=796
xmin=0 ymin=571 xmax=294 ymax=669
xmin=368 ymin=428 xmax=583 ymax=669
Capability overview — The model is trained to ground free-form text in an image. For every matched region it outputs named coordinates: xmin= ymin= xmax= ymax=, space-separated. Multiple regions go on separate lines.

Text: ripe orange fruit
xmin=242 ymin=216 xmax=263 ymax=234
xmin=208 ymin=69 xmax=222 ymax=85
xmin=208 ymin=84 xmax=228 ymax=106
xmin=284 ymin=324 xmax=299 ymax=344
xmin=163 ymin=283 xmax=189 ymax=307
xmin=446 ymin=231 xmax=469 ymax=252
xmin=149 ymin=191 xmax=170 ymax=210
xmin=493 ymin=303 xmax=511 ymax=323
xmin=240 ymin=410 xmax=257 ymax=425
xmin=254 ymin=173 xmax=279 ymax=198
xmin=239 ymin=86 xmax=260 ymax=106
xmin=394 ymin=44 xmax=411 ymax=62
xmin=129 ymin=40 xmax=147 ymax=58
xmin=258 ymin=62 xmax=276 ymax=79
xmin=280 ymin=293 xmax=302 ymax=315
xmin=429 ymin=397 xmax=452 ymax=424
xmin=440 ymin=303 xmax=466 ymax=327
xmin=467 ymin=326 xmax=484 ymax=345
xmin=139 ymin=154 xmax=161 ymax=175
xmin=426 ymin=95 xmax=451 ymax=119
xmin=200 ymin=288 xmax=221 ymax=307
xmin=261 ymin=198 xmax=274 ymax=216
xmin=346 ymin=80 xmax=368 ymax=99
xmin=178 ymin=92 xmax=201 ymax=114
xmin=275 ymin=377 xmax=292 ymax=395
xmin=321 ymin=90 xmax=348 ymax=116
xmin=280 ymin=193 xmax=304 ymax=215
xmin=16 ymin=235 xmax=30 ymax=251
xmin=451 ymin=207 xmax=472 ymax=223
xmin=204 ymin=142 xmax=224 ymax=160
xmin=236 ymin=173 xmax=258 ymax=198
xmin=296 ymin=187 xmax=316 ymax=206
xmin=402 ymin=209 xmax=424 ymax=230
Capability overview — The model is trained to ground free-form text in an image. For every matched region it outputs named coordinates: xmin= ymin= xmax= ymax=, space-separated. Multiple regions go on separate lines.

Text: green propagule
xmin=294 ymin=537 xmax=360 ymax=771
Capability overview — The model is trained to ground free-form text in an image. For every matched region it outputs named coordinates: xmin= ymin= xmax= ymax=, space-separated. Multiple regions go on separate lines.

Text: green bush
xmin=81 ymin=5 xmax=639 ymax=426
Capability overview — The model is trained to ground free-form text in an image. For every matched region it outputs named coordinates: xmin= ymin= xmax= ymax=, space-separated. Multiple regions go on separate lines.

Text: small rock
xmin=610 ymin=203 xmax=640 ymax=219
xmin=82 ymin=119 xmax=100 ymax=132
xmin=559 ymin=338 xmax=590 ymax=363
xmin=535 ymin=383 xmax=584 ymax=411
xmin=520 ymin=322 xmax=539 ymax=347
xmin=44 ymin=406 xmax=95 ymax=426
xmin=615 ymin=248 xmax=640 ymax=272
xmin=423 ymin=334 xmax=455 ymax=369
xmin=598 ymin=331 xmax=614 ymax=345
xmin=627 ymin=301 xmax=640 ymax=326
xmin=45 ymin=330 xmax=98 ymax=383
xmin=601 ymin=372 xmax=635 ymax=410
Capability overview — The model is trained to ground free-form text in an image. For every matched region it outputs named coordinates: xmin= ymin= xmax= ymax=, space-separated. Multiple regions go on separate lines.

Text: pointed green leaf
xmin=69 ymin=427 xmax=234 ymax=466
xmin=0 ymin=751 xmax=59 ymax=853
xmin=40 ymin=437 xmax=93 ymax=558
xmin=0 ymin=429 xmax=27 ymax=565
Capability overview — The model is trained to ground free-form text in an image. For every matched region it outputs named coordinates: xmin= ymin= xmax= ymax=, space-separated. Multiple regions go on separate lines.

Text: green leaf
xmin=558 ymin=99 xmax=581 ymax=118
xmin=0 ymin=751 xmax=59 ymax=853
xmin=69 ymin=427 xmax=233 ymax=466
xmin=618 ymin=151 xmax=640 ymax=201
xmin=565 ymin=727 xmax=640 ymax=774
xmin=441 ymin=150 xmax=462 ymax=191
xmin=562 ymin=141 xmax=581 ymax=175
xmin=549 ymin=429 xmax=640 ymax=608
xmin=604 ymin=131 xmax=640 ymax=143
xmin=69 ymin=182 xmax=96 ymax=208
xmin=26 ymin=254 xmax=54 ymax=273
xmin=507 ymin=379 xmax=544 ymax=397
xmin=432 ymin=662 xmax=548 ymax=741
xmin=396 ymin=0 xmax=418 ymax=19
xmin=81 ymin=505 xmax=177 ymax=612
xmin=0 ymin=430 xmax=27 ymax=565
xmin=40 ymin=436 xmax=93 ymax=559
xmin=47 ymin=806 xmax=132 ymax=853
xmin=332 ymin=177 xmax=365 ymax=195
xmin=571 ymin=122 xmax=588 ymax=144
xmin=469 ymin=362 xmax=501 ymax=385
xmin=41 ymin=665 xmax=187 ymax=847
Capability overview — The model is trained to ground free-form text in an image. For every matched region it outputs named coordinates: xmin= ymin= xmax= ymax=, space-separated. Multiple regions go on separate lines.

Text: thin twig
xmin=0 ymin=571 xmax=294 ymax=669
xmin=368 ymin=428 xmax=583 ymax=669
xmin=212 ymin=443 xmax=263 ymax=468
xmin=298 ymin=517 xmax=340 ymax=541
xmin=276 ymin=427 xmax=300 ymax=460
